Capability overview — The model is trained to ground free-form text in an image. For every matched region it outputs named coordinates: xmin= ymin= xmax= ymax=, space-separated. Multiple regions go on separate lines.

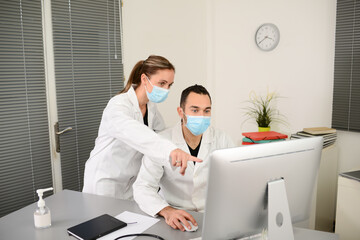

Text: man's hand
xmin=158 ymin=206 xmax=198 ymax=231
xmin=170 ymin=148 xmax=202 ymax=175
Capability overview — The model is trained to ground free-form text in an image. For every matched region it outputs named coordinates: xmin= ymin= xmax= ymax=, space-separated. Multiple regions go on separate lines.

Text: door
xmin=50 ymin=0 xmax=124 ymax=191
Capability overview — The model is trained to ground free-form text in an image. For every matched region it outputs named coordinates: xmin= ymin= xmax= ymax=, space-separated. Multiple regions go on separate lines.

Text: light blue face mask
xmin=145 ymin=76 xmax=169 ymax=103
xmin=185 ymin=115 xmax=211 ymax=136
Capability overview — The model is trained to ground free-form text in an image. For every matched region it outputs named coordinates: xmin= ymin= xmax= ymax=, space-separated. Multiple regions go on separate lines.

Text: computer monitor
xmin=202 ymin=137 xmax=323 ymax=240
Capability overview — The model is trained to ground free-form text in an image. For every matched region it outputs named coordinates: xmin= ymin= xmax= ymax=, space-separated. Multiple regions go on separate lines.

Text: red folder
xmin=242 ymin=131 xmax=288 ymax=141
xmin=242 ymin=141 xmax=257 ymax=145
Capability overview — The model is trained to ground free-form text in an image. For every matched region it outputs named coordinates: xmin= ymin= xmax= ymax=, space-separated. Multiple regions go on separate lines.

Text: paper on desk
xmin=99 ymin=211 xmax=159 ymax=240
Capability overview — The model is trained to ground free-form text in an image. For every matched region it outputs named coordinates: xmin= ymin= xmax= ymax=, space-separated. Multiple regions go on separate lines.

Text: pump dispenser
xmin=34 ymin=187 xmax=53 ymax=229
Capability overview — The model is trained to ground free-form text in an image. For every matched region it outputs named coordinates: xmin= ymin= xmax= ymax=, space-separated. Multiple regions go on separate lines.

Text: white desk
xmin=335 ymin=170 xmax=360 ymax=240
xmin=0 ymin=190 xmax=338 ymax=240
xmin=315 ymin=144 xmax=339 ymax=232
xmin=295 ymin=144 xmax=339 ymax=231
xmin=0 ymin=190 xmax=202 ymax=240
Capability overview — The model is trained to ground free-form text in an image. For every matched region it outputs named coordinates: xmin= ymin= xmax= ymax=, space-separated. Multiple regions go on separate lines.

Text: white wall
xmin=122 ymin=0 xmax=207 ymax=126
xmin=122 ymin=0 xmax=360 ymax=173
xmin=211 ymin=0 xmax=337 ymax=145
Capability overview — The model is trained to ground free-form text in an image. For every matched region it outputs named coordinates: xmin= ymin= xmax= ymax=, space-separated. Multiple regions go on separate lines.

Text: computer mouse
xmin=180 ymin=221 xmax=198 ymax=232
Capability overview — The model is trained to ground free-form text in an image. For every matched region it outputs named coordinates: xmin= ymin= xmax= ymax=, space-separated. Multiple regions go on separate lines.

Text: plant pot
xmin=258 ymin=127 xmax=271 ymax=132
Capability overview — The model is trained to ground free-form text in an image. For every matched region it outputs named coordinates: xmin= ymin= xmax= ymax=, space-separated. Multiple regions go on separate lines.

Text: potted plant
xmin=243 ymin=90 xmax=286 ymax=132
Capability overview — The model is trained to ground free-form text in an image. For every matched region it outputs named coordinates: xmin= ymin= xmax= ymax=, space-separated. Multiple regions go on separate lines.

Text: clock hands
xmin=258 ymin=36 xmax=274 ymax=44
xmin=258 ymin=37 xmax=267 ymax=44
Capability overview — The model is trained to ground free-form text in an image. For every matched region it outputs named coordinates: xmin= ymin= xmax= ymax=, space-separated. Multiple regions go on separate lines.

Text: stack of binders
xmin=290 ymin=127 xmax=337 ymax=149
xmin=242 ymin=131 xmax=288 ymax=145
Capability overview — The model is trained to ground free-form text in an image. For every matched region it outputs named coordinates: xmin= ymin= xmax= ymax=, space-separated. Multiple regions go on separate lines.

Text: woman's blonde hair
xmin=119 ymin=55 xmax=175 ymax=94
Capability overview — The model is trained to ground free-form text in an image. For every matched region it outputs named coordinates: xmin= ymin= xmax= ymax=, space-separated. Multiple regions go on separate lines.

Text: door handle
xmin=56 ymin=126 xmax=73 ymax=135
xmin=54 ymin=122 xmax=72 ymax=153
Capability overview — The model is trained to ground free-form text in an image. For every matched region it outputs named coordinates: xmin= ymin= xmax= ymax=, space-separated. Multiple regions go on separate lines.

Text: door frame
xmin=41 ymin=0 xmax=62 ymax=193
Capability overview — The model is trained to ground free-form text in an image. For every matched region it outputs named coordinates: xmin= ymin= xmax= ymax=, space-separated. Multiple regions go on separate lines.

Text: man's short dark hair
xmin=180 ymin=84 xmax=212 ymax=109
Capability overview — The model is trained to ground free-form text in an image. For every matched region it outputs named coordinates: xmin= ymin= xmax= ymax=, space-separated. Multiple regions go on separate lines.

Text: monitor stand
xmin=267 ymin=178 xmax=294 ymax=240
xmin=236 ymin=178 xmax=296 ymax=240
xmin=233 ymin=179 xmax=338 ymax=240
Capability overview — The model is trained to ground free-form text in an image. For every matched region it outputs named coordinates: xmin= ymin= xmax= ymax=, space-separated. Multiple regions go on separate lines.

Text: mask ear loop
xmin=180 ymin=107 xmax=186 ymax=124
xmin=143 ymin=75 xmax=152 ymax=93
xmin=145 ymin=75 xmax=154 ymax=86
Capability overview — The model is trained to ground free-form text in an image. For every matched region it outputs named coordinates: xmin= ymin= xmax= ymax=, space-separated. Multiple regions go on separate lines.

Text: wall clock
xmin=255 ymin=23 xmax=280 ymax=51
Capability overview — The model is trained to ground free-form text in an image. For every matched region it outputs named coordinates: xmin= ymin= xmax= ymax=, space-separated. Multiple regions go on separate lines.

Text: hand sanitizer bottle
xmin=34 ymin=187 xmax=53 ymax=229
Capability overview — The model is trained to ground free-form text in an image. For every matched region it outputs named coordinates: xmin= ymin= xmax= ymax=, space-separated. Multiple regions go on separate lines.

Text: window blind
xmin=332 ymin=0 xmax=360 ymax=131
xmin=0 ymin=0 xmax=52 ymax=217
xmin=51 ymin=0 xmax=124 ymax=191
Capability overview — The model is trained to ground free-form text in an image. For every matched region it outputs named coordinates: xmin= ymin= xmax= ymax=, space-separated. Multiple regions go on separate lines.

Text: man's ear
xmin=177 ymin=107 xmax=184 ymax=118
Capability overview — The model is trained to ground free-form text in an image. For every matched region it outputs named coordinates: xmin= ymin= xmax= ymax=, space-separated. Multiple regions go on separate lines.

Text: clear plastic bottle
xmin=34 ymin=187 xmax=53 ymax=229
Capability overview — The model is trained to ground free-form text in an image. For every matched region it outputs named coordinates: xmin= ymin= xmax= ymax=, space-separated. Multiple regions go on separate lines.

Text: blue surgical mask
xmin=185 ymin=115 xmax=211 ymax=136
xmin=145 ymin=76 xmax=169 ymax=103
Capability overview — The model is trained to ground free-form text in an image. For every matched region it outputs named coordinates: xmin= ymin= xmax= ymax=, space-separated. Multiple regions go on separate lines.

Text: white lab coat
xmin=82 ymin=86 xmax=177 ymax=200
xmin=133 ymin=122 xmax=235 ymax=217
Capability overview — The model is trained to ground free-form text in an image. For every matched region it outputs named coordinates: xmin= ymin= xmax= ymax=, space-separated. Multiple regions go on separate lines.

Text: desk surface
xmin=0 ymin=190 xmax=202 ymax=240
xmin=0 ymin=190 xmax=338 ymax=240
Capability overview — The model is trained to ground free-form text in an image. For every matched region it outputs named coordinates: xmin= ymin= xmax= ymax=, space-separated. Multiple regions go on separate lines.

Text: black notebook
xmin=67 ymin=214 xmax=127 ymax=240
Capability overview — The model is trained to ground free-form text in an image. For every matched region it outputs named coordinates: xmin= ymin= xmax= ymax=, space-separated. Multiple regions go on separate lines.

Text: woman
xmin=83 ymin=55 xmax=201 ymax=200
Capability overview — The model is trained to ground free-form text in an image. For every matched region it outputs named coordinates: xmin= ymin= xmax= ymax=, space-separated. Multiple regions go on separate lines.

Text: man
xmin=133 ymin=85 xmax=235 ymax=231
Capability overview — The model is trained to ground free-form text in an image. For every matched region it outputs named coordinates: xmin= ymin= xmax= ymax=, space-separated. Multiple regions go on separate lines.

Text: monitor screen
xmin=201 ymin=137 xmax=323 ymax=240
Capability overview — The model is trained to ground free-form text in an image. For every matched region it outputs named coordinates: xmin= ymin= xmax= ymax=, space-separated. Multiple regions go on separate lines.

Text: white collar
xmin=126 ymin=85 xmax=156 ymax=113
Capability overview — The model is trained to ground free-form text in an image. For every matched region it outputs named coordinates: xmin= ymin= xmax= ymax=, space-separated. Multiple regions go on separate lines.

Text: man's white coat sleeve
xmin=133 ymin=156 xmax=170 ymax=217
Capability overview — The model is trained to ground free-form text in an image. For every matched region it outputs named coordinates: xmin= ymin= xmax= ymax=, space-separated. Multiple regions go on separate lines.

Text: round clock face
xmin=255 ymin=23 xmax=280 ymax=51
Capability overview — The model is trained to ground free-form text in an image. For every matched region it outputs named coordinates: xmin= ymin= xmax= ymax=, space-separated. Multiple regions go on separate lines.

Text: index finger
xmin=178 ymin=216 xmax=191 ymax=230
xmin=190 ymin=156 xmax=202 ymax=163
xmin=183 ymin=212 xmax=197 ymax=226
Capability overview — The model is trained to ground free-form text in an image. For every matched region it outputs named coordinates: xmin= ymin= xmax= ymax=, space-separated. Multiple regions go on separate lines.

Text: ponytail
xmin=119 ymin=55 xmax=175 ymax=94
xmin=119 ymin=60 xmax=144 ymax=94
